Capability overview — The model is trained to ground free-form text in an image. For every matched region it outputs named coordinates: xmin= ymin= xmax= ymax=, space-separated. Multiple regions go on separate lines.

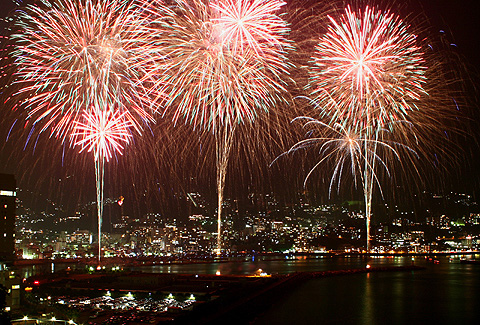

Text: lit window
xmin=0 ymin=190 xmax=15 ymax=197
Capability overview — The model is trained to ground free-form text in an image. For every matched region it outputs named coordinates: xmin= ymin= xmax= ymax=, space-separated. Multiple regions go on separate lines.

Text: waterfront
xmin=14 ymin=255 xmax=480 ymax=324
xmin=16 ymin=254 xmax=450 ymax=278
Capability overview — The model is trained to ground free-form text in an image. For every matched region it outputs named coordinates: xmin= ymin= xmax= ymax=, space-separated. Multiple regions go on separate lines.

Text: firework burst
xmin=284 ymin=117 xmax=418 ymax=197
xmin=146 ymin=0 xmax=292 ymax=128
xmin=71 ymin=107 xmax=134 ymax=259
xmin=145 ymin=0 xmax=292 ymax=254
xmin=309 ymin=6 xmax=427 ymax=130
xmin=71 ymin=108 xmax=134 ymax=163
xmin=10 ymin=0 xmax=155 ymax=140
xmin=299 ymin=5 xmax=429 ymax=251
xmin=210 ymin=0 xmax=290 ymax=58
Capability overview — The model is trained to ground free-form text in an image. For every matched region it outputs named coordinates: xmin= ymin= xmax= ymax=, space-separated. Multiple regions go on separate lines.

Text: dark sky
xmin=420 ymin=0 xmax=480 ymax=67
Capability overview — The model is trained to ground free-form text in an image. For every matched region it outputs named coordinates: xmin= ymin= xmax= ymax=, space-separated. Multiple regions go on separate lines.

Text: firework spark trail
xmin=71 ymin=107 xmax=134 ymax=260
xmin=146 ymin=0 xmax=292 ymax=254
xmin=284 ymin=117 xmax=417 ymax=197
xmin=10 ymin=0 xmax=157 ymax=262
xmin=302 ymin=6 xmax=428 ymax=251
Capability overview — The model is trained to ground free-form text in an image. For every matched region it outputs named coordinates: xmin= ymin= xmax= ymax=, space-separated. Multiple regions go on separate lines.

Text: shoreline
xmin=13 ymin=251 xmax=479 ymax=267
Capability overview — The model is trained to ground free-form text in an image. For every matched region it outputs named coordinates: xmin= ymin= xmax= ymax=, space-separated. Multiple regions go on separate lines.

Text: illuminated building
xmin=0 ymin=173 xmax=16 ymax=263
xmin=0 ymin=173 xmax=20 ymax=311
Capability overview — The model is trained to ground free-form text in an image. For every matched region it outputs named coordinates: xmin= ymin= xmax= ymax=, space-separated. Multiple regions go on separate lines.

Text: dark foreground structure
xmin=19 ymin=265 xmax=424 ymax=324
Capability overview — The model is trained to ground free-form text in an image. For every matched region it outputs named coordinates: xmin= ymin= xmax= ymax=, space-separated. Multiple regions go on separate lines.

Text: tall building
xmin=0 ymin=173 xmax=16 ymax=263
xmin=0 ymin=174 xmax=20 ymax=312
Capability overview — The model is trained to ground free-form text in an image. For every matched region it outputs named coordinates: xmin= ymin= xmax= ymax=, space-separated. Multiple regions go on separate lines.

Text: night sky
xmin=0 ymin=0 xmax=479 ymax=220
